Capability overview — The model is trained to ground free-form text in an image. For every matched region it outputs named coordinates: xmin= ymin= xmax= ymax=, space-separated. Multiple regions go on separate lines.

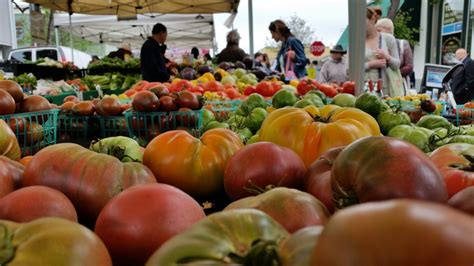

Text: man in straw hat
xmin=318 ymin=44 xmax=349 ymax=85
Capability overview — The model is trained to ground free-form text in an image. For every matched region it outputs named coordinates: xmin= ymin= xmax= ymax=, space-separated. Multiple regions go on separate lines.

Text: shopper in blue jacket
xmin=269 ymin=20 xmax=308 ymax=79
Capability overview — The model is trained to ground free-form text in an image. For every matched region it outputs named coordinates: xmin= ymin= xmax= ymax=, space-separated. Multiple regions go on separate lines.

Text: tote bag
xmin=380 ymin=34 xmax=404 ymax=97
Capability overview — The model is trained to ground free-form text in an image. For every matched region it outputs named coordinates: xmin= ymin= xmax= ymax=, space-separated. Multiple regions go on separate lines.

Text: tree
xmin=265 ymin=15 xmax=316 ymax=47
xmin=393 ymin=10 xmax=420 ymax=47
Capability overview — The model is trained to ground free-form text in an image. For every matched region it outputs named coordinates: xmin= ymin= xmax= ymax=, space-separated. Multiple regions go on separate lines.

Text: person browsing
xmin=140 ymin=23 xmax=170 ymax=83
xmin=268 ymin=20 xmax=308 ymax=79
xmin=318 ymin=44 xmax=349 ymax=85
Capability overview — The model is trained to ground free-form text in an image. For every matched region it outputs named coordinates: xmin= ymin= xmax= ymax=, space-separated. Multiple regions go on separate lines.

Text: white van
xmin=8 ymin=46 xmax=92 ymax=69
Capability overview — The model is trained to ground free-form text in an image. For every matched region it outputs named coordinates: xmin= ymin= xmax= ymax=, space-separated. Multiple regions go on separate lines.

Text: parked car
xmin=8 ymin=46 xmax=92 ymax=69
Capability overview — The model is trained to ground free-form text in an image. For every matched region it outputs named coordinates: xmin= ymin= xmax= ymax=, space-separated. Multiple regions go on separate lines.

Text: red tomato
xmin=296 ymin=78 xmax=319 ymax=95
xmin=224 ymin=142 xmax=306 ymax=200
xmin=319 ymin=83 xmax=338 ymax=98
xmin=95 ymin=183 xmax=205 ymax=266
xmin=0 ymin=155 xmax=23 ymax=198
xmin=331 ymin=137 xmax=448 ymax=209
xmin=243 ymin=85 xmax=256 ymax=96
xmin=304 ymin=146 xmax=344 ymax=213
xmin=225 ymin=88 xmax=240 ymax=99
xmin=255 ymin=81 xmax=275 ymax=97
xmin=0 ymin=186 xmax=77 ymax=222
xmin=224 ymin=187 xmax=330 ymax=233
xmin=342 ymin=81 xmax=356 ymax=95
xmin=169 ymin=79 xmax=194 ymax=92
xmin=204 ymin=80 xmax=224 ymax=92
xmin=448 ymin=186 xmax=474 ymax=215
xmin=311 ymin=199 xmax=474 ymax=265
xmin=430 ymin=143 xmax=474 ymax=197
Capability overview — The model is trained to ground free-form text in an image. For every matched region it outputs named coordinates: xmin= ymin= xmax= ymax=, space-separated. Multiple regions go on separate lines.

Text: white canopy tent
xmin=53 ymin=13 xmax=215 ymax=51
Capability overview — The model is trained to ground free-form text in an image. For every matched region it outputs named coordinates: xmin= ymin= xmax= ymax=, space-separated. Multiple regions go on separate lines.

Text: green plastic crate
xmin=97 ymin=115 xmax=129 ymax=138
xmin=456 ymin=105 xmax=474 ymax=126
xmin=205 ymin=100 xmax=241 ymax=120
xmin=0 ymin=109 xmax=58 ymax=156
xmin=57 ymin=114 xmax=92 ymax=146
xmin=43 ymin=91 xmax=76 ymax=105
xmin=126 ymin=109 xmax=203 ymax=146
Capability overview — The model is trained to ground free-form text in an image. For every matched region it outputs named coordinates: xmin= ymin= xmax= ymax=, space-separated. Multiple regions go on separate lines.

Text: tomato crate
xmin=455 ymin=105 xmax=474 ymax=125
xmin=96 ymin=115 xmax=129 ymax=138
xmin=125 ymin=109 xmax=203 ymax=146
xmin=204 ymin=100 xmax=241 ymax=120
xmin=0 ymin=109 xmax=59 ymax=156
xmin=57 ymin=115 xmax=95 ymax=146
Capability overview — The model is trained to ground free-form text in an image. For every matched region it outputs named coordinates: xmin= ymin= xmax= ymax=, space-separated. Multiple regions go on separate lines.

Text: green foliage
xmin=393 ymin=10 xmax=420 ymax=47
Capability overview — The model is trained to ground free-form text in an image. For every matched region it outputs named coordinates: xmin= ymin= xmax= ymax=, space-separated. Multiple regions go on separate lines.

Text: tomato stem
xmin=0 ymin=224 xmax=14 ymax=264
xmin=244 ymin=239 xmax=280 ymax=266
xmin=243 ymin=180 xmax=276 ymax=195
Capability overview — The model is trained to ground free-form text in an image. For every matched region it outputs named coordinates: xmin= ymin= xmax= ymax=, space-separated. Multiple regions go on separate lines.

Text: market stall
xmin=0 ymin=1 xmax=473 ymax=265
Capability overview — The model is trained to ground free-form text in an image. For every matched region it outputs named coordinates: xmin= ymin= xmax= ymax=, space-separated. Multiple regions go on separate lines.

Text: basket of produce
xmin=1 ymin=108 xmax=59 ymax=156
xmin=125 ymin=90 xmax=204 ymax=145
xmin=456 ymin=103 xmax=474 ymax=125
xmin=57 ymin=114 xmax=92 ymax=146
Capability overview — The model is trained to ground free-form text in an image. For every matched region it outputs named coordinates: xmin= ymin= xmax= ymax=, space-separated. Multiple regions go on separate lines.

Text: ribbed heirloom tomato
xmin=0 ymin=155 xmax=23 ymax=198
xmin=143 ymin=128 xmax=244 ymax=197
xmin=429 ymin=143 xmax=474 ymax=197
xmin=22 ymin=143 xmax=157 ymax=226
xmin=0 ymin=120 xmax=21 ymax=161
xmin=0 ymin=217 xmax=112 ymax=265
xmin=258 ymin=106 xmax=380 ymax=167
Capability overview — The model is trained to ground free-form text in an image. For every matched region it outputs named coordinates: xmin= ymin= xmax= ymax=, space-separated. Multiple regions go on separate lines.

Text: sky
xmin=213 ymin=0 xmax=349 ymax=54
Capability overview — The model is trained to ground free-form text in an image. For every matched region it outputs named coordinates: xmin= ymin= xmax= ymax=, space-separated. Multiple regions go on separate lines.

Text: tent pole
xmin=212 ymin=18 xmax=217 ymax=56
xmin=69 ymin=13 xmax=74 ymax=63
xmin=348 ymin=0 xmax=366 ymax=95
xmin=248 ymin=0 xmax=254 ymax=58
xmin=54 ymin=26 xmax=60 ymax=47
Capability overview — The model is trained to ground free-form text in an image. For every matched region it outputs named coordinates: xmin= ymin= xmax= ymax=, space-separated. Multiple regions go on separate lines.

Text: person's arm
xmin=384 ymin=34 xmax=401 ymax=70
xmin=465 ymin=59 xmax=474 ymax=89
xmin=288 ymin=38 xmax=307 ymax=67
xmin=318 ymin=63 xmax=329 ymax=83
xmin=400 ymin=40 xmax=413 ymax=76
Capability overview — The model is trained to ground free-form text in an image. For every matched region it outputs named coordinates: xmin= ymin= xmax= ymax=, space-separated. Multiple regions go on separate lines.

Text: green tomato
xmin=377 ymin=110 xmax=411 ymax=135
xmin=449 ymin=135 xmax=474 ymax=145
xmin=272 ymin=89 xmax=298 ymax=108
xmin=240 ymin=93 xmax=267 ymax=115
xmin=227 ymin=115 xmax=247 ymax=127
xmin=404 ymin=130 xmax=430 ymax=152
xmin=294 ymin=99 xmax=316 ymax=109
xmin=244 ymin=107 xmax=268 ymax=134
xmin=302 ymin=94 xmax=325 ymax=107
xmin=204 ymin=121 xmax=230 ymax=131
xmin=416 ymin=115 xmax=452 ymax=130
xmin=387 ymin=125 xmax=414 ymax=139
xmin=146 ymin=209 xmax=289 ymax=265
xmin=90 ymin=136 xmax=143 ymax=162
xmin=234 ymin=127 xmax=254 ymax=143
xmin=202 ymin=109 xmax=216 ymax=126
xmin=247 ymin=134 xmax=260 ymax=144
xmin=332 ymin=93 xmax=356 ymax=107
xmin=306 ymin=90 xmax=327 ymax=104
xmin=460 ymin=125 xmax=474 ymax=136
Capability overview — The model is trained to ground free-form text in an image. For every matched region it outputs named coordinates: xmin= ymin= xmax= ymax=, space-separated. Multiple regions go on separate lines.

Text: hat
xmin=330 ymin=44 xmax=347 ymax=54
xmin=120 ymin=44 xmax=132 ymax=53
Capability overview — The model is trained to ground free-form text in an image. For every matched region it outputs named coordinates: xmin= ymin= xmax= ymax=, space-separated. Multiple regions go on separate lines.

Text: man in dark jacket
xmin=452 ymin=48 xmax=474 ymax=104
xmin=140 ymin=23 xmax=170 ymax=82
xmin=216 ymin=30 xmax=248 ymax=64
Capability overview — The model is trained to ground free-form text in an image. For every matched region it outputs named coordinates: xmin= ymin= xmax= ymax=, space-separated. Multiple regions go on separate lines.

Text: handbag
xmin=284 ymin=49 xmax=297 ymax=80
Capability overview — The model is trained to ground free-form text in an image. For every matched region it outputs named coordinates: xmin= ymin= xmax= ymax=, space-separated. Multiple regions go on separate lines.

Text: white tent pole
xmin=248 ymin=0 xmax=254 ymax=58
xmin=348 ymin=0 xmax=366 ymax=95
xmin=54 ymin=26 xmax=60 ymax=47
xmin=69 ymin=13 xmax=74 ymax=63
